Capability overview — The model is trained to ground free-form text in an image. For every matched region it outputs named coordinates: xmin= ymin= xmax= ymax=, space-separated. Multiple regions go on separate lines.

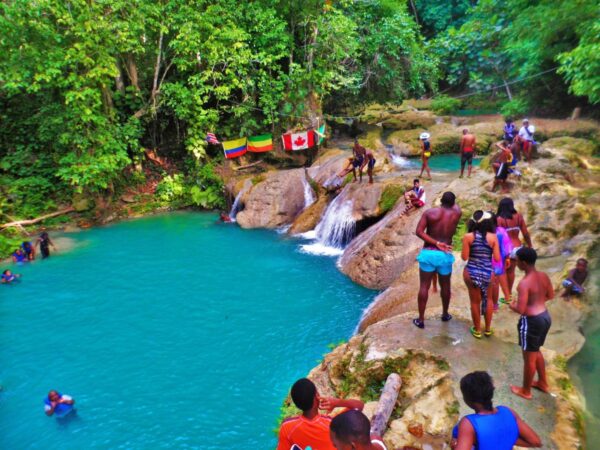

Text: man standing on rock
xmin=413 ymin=191 xmax=462 ymax=329
xmin=459 ymin=129 xmax=476 ymax=178
xmin=509 ymin=247 xmax=554 ymax=400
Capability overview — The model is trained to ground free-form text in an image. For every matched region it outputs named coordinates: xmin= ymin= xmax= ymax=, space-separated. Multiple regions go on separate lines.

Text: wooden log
xmin=1 ymin=207 xmax=75 ymax=230
xmin=370 ymin=373 xmax=402 ymax=436
xmin=233 ymin=160 xmax=263 ymax=171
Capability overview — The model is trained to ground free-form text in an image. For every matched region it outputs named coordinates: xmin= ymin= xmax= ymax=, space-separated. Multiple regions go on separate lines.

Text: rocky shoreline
xmin=225 ymin=111 xmax=599 ymax=449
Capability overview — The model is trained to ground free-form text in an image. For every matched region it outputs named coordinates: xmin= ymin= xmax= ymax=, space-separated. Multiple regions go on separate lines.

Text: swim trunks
xmin=368 ymin=158 xmax=376 ymax=169
xmin=518 ymin=310 xmax=551 ymax=352
xmin=496 ymin=163 xmax=509 ymax=180
xmin=461 ymin=151 xmax=474 ymax=164
xmin=352 ymin=155 xmax=364 ymax=168
xmin=416 ymin=249 xmax=455 ymax=276
xmin=424 ymin=152 xmax=431 ymax=158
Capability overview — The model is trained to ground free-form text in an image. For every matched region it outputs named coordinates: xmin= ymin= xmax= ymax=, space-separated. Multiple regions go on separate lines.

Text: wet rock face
xmin=235 ymin=168 xmax=306 ymax=228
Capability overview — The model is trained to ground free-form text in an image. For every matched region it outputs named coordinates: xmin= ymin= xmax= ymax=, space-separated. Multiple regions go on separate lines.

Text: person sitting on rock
xmin=277 ymin=378 xmax=364 ymax=450
xmin=561 ymin=258 xmax=588 ymax=298
xmin=451 ymin=371 xmax=541 ymax=449
xmin=518 ymin=119 xmax=536 ymax=163
xmin=503 ymin=117 xmax=517 ymax=142
xmin=330 ymin=410 xmax=387 ymax=450
xmin=401 ymin=179 xmax=426 ymax=216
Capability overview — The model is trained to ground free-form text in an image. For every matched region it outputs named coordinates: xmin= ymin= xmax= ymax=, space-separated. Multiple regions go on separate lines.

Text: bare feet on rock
xmin=510 ymin=385 xmax=532 ymax=400
xmin=532 ymin=381 xmax=551 ymax=394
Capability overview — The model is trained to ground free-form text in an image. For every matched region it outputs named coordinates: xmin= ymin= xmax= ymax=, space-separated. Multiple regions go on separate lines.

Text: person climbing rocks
xmin=36 ymin=231 xmax=56 ymax=259
xmin=509 ymin=247 xmax=554 ymax=400
xmin=330 ymin=410 xmax=387 ymax=450
xmin=1 ymin=269 xmax=21 ymax=284
xmin=491 ymin=141 xmax=512 ymax=193
xmin=338 ymin=138 xmax=367 ymax=183
xmin=503 ymin=118 xmax=517 ymax=143
xmin=277 ymin=378 xmax=364 ymax=450
xmin=461 ymin=211 xmax=501 ymax=339
xmin=451 ymin=371 xmax=542 ymax=449
xmin=413 ymin=192 xmax=462 ymax=329
xmin=401 ymin=179 xmax=426 ymax=216
xmin=418 ymin=133 xmax=432 ymax=180
xmin=496 ymin=198 xmax=532 ymax=298
xmin=459 ymin=129 xmax=476 ymax=178
xmin=518 ymin=119 xmax=536 ymax=163
xmin=360 ymin=149 xmax=376 ymax=184
xmin=561 ymin=258 xmax=588 ymax=298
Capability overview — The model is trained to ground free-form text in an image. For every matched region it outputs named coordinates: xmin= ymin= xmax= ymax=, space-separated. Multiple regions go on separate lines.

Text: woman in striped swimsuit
xmin=462 ymin=211 xmax=501 ymax=339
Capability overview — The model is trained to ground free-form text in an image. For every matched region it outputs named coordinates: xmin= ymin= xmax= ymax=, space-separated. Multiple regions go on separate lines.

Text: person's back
xmin=520 ymin=269 xmax=552 ymax=316
xmin=423 ymin=205 xmax=462 ymax=247
xmin=279 ymin=414 xmax=335 ymax=450
xmin=462 ymin=133 xmax=476 ymax=149
xmin=464 ymin=405 xmax=518 ymax=450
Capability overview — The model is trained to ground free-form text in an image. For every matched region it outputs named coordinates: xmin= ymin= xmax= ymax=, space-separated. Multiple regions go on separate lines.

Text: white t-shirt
xmin=518 ymin=125 xmax=535 ymax=141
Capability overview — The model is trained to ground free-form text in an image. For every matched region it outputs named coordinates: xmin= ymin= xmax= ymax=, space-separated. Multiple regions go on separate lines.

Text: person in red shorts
xmin=277 ymin=378 xmax=364 ymax=450
xmin=518 ymin=119 xmax=535 ymax=163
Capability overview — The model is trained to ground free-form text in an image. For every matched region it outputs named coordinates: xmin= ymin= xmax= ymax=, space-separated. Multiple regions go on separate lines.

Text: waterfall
xmin=302 ymin=176 xmax=316 ymax=209
xmin=229 ymin=187 xmax=247 ymax=222
xmin=385 ymin=143 xmax=412 ymax=168
xmin=299 ymin=192 xmax=355 ymax=256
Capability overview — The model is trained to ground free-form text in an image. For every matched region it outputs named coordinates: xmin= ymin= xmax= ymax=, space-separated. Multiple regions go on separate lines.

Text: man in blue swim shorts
xmin=413 ymin=192 xmax=462 ymax=329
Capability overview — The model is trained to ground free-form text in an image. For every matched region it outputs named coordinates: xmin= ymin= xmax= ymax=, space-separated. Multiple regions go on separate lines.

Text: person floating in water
xmin=36 ymin=231 xmax=56 ymax=259
xmin=360 ymin=149 xmax=376 ymax=184
xmin=451 ymin=371 xmax=542 ymax=449
xmin=413 ymin=192 xmax=462 ymax=329
xmin=44 ymin=390 xmax=75 ymax=416
xmin=277 ymin=378 xmax=364 ymax=450
xmin=561 ymin=258 xmax=588 ymax=298
xmin=219 ymin=212 xmax=232 ymax=223
xmin=22 ymin=241 xmax=36 ymax=260
xmin=509 ymin=248 xmax=554 ymax=400
xmin=330 ymin=410 xmax=387 ymax=450
xmin=419 ymin=132 xmax=432 ymax=180
xmin=401 ymin=178 xmax=426 ymax=216
xmin=1 ymin=269 xmax=21 ymax=284
xmin=518 ymin=119 xmax=535 ymax=163
xmin=459 ymin=129 xmax=476 ymax=178
xmin=11 ymin=247 xmax=27 ymax=263
xmin=338 ymin=139 xmax=367 ymax=183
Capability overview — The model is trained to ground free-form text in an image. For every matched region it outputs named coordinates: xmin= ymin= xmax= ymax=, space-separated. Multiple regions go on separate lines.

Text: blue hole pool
xmin=0 ymin=212 xmax=373 ymax=449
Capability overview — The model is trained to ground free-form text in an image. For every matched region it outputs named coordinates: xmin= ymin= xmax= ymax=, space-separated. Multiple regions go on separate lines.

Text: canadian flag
xmin=282 ymin=130 xmax=315 ymax=151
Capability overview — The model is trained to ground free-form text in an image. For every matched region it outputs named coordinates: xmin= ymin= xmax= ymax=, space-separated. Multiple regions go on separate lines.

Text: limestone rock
xmin=288 ymin=193 xmax=330 ymax=234
xmin=235 ymin=169 xmax=306 ymax=228
xmin=382 ymin=110 xmax=436 ymax=130
xmin=120 ymin=193 xmax=136 ymax=203
xmin=72 ymin=194 xmax=93 ymax=212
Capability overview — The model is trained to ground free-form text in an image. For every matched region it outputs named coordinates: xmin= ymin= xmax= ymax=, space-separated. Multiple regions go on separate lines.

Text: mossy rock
xmin=403 ymin=98 xmax=432 ymax=110
xmin=542 ymin=137 xmax=598 ymax=156
xmin=359 ymin=127 xmax=384 ymax=150
xmin=72 ymin=194 xmax=93 ymax=212
xmin=381 ymin=110 xmax=436 ymax=130
xmin=378 ymin=184 xmax=405 ymax=213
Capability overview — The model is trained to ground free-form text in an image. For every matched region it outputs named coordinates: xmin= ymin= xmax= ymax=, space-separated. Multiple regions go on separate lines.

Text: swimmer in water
xmin=1 ymin=269 xmax=21 ymax=284
xmin=36 ymin=231 xmax=56 ymax=259
xmin=22 ymin=241 xmax=36 ymax=260
xmin=44 ymin=390 xmax=75 ymax=416
xmin=12 ymin=248 xmax=27 ymax=263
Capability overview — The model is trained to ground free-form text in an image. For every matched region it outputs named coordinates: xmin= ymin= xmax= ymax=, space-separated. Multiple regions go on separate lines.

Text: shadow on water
xmin=55 ymin=410 xmax=83 ymax=429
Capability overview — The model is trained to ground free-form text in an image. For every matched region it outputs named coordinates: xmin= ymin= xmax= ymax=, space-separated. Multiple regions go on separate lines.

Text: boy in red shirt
xmin=277 ymin=378 xmax=364 ymax=450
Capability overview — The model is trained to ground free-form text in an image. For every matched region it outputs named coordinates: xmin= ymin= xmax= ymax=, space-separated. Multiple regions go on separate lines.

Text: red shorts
xmin=522 ymin=141 xmax=533 ymax=152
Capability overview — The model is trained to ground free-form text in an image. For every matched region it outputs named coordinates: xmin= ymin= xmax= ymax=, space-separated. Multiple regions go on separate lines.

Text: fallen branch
xmin=233 ymin=161 xmax=263 ymax=171
xmin=1 ymin=207 xmax=75 ymax=230
xmin=370 ymin=373 xmax=402 ymax=436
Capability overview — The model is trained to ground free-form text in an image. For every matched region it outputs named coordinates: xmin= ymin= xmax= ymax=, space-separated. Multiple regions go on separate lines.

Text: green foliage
xmin=0 ymin=231 xmax=25 ymax=259
xmin=155 ymin=164 xmax=225 ymax=209
xmin=500 ymin=98 xmax=530 ymax=118
xmin=431 ymin=95 xmax=462 ymax=115
xmin=156 ymin=174 xmax=186 ymax=203
xmin=273 ymin=401 xmax=300 ymax=436
xmin=379 ymin=185 xmax=404 ymax=213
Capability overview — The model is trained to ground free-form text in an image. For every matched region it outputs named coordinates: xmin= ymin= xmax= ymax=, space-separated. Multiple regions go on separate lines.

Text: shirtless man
xmin=338 ymin=139 xmax=367 ymax=182
xmin=413 ymin=192 xmax=462 ymax=329
xmin=459 ymin=129 xmax=476 ymax=178
xmin=491 ymin=142 xmax=512 ymax=193
xmin=509 ymin=247 xmax=554 ymax=400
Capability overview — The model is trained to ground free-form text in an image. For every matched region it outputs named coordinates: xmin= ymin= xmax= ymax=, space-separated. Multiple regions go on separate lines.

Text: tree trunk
xmin=1 ymin=207 xmax=75 ymax=230
xmin=126 ymin=54 xmax=140 ymax=91
xmin=370 ymin=373 xmax=402 ymax=437
xmin=502 ymin=78 xmax=513 ymax=101
xmin=115 ymin=60 xmax=125 ymax=93
xmin=409 ymin=0 xmax=420 ymax=25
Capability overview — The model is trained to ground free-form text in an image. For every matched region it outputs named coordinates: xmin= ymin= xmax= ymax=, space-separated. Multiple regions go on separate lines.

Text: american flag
xmin=206 ymin=132 xmax=220 ymax=145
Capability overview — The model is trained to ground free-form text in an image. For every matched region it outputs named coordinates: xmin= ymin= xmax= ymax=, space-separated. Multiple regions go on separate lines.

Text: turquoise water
xmin=412 ymin=154 xmax=482 ymax=172
xmin=0 ymin=212 xmax=373 ymax=449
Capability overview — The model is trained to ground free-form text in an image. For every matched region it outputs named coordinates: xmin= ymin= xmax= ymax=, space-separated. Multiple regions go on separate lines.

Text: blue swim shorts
xmin=416 ymin=249 xmax=455 ymax=276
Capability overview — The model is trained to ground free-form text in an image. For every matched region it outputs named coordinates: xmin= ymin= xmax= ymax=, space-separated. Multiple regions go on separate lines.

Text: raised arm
xmin=319 ymin=397 xmax=364 ymax=413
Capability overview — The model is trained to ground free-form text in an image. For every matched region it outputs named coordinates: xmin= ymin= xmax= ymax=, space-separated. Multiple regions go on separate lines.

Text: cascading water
xmin=229 ymin=187 xmax=247 ymax=222
xmin=302 ymin=176 xmax=316 ymax=209
xmin=300 ymin=191 xmax=356 ymax=256
xmin=385 ymin=144 xmax=413 ymax=169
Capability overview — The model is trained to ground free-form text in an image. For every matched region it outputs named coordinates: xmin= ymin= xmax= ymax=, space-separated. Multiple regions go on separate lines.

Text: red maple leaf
xmin=293 ymin=135 xmax=306 ymax=146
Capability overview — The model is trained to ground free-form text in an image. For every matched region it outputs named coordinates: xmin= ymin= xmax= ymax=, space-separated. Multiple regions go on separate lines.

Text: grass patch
xmin=378 ymin=184 xmax=404 ymax=213
xmin=554 ymin=355 xmax=569 ymax=372
xmin=251 ymin=174 xmax=266 ymax=185
xmin=446 ymin=400 xmax=460 ymax=417
xmin=557 ymin=376 xmax=573 ymax=393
